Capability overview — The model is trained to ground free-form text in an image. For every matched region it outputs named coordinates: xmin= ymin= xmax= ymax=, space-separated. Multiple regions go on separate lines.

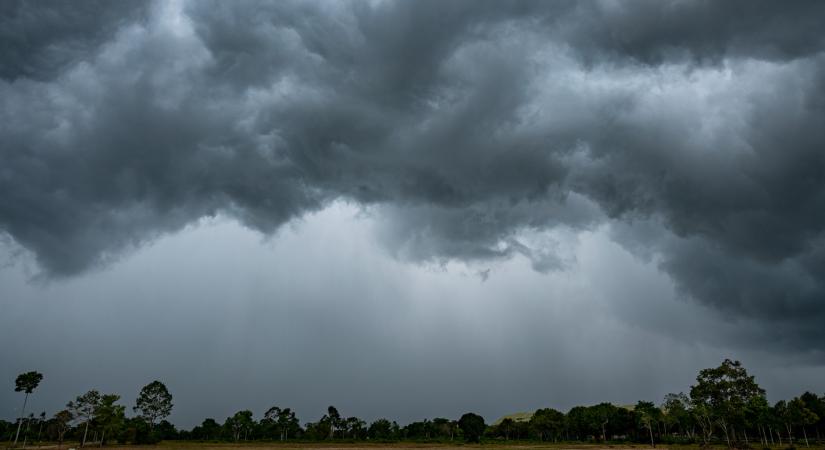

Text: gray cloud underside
xmin=2 ymin=1 xmax=825 ymax=348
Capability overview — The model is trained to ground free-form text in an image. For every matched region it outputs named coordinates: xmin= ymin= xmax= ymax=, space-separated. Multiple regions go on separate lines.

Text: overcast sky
xmin=2 ymin=0 xmax=825 ymax=428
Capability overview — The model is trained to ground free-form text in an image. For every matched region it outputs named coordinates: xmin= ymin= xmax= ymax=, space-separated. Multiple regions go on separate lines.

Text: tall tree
xmin=432 ymin=417 xmax=456 ymax=441
xmin=344 ymin=416 xmax=366 ymax=439
xmin=263 ymin=406 xmax=282 ymax=439
xmin=799 ymin=392 xmax=825 ymax=443
xmin=788 ymin=397 xmax=819 ymax=447
xmin=368 ymin=418 xmax=396 ymax=440
xmin=662 ymin=393 xmax=691 ymax=438
xmin=67 ymin=390 xmax=101 ymax=447
xmin=530 ymin=408 xmax=565 ymax=441
xmin=591 ymin=403 xmax=620 ymax=441
xmin=53 ymin=410 xmax=73 ymax=449
xmin=689 ymin=359 xmax=765 ymax=448
xmin=498 ymin=418 xmax=515 ymax=440
xmin=13 ymin=371 xmax=43 ymax=447
xmin=277 ymin=408 xmax=299 ymax=440
xmin=134 ymin=381 xmax=173 ymax=432
xmin=458 ymin=412 xmax=486 ymax=443
xmin=198 ymin=418 xmax=221 ymax=440
xmin=35 ymin=411 xmax=46 ymax=445
xmin=325 ymin=406 xmax=341 ymax=439
xmin=636 ymin=401 xmax=660 ymax=447
xmin=95 ymin=394 xmax=125 ymax=446
xmin=225 ymin=410 xmax=254 ymax=441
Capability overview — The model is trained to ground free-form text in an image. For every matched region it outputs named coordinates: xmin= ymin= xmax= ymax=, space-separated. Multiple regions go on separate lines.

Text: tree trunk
xmin=82 ymin=420 xmax=90 ymax=447
xmin=13 ymin=392 xmax=29 ymax=447
xmin=649 ymin=425 xmax=655 ymax=448
xmin=723 ymin=424 xmax=731 ymax=448
xmin=100 ymin=430 xmax=105 ymax=447
xmin=803 ymin=427 xmax=809 ymax=447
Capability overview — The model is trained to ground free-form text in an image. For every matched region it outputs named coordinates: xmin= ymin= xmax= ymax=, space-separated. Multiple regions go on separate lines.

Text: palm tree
xmin=13 ymin=371 xmax=43 ymax=447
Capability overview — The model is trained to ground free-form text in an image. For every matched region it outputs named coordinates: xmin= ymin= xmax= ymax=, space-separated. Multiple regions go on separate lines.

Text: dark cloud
xmin=0 ymin=0 xmax=149 ymax=80
xmin=557 ymin=1 xmax=825 ymax=65
xmin=2 ymin=0 xmax=825 ymax=350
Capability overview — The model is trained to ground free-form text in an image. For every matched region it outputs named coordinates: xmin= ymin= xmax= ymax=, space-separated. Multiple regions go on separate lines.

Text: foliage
xmin=530 ymin=407 xmax=565 ymax=441
xmin=15 ymin=371 xmax=44 ymax=394
xmin=134 ymin=380 xmax=173 ymax=430
xmin=690 ymin=359 xmax=766 ymax=447
xmin=94 ymin=394 xmax=126 ymax=445
xmin=458 ymin=412 xmax=485 ymax=443
xmin=11 ymin=360 xmax=825 ymax=447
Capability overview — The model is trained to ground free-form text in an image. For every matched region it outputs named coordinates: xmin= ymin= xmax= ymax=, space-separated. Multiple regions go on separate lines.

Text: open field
xmin=41 ymin=444 xmax=825 ymax=450
xmin=0 ymin=441 xmax=728 ymax=450
xmin=102 ymin=446 xmax=679 ymax=450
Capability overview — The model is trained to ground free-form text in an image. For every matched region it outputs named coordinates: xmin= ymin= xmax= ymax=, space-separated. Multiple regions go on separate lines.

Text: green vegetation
xmin=3 ymin=360 xmax=824 ymax=448
xmin=12 ymin=370 xmax=43 ymax=447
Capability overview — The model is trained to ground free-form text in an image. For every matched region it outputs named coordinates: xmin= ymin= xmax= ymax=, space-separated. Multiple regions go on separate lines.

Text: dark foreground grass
xmin=22 ymin=444 xmax=825 ymax=450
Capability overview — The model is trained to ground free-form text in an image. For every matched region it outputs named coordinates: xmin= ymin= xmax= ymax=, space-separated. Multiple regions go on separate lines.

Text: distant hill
xmin=493 ymin=403 xmax=636 ymax=425
xmin=491 ymin=411 xmax=534 ymax=425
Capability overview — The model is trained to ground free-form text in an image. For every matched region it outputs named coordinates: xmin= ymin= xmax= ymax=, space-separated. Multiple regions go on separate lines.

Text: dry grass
xmin=94 ymin=444 xmax=735 ymax=450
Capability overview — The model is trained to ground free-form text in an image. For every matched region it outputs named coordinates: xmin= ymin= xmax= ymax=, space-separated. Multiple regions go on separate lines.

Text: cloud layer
xmin=2 ymin=1 xmax=825 ymax=349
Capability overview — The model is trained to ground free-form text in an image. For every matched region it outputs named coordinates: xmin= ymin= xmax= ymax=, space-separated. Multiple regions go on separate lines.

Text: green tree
xmin=636 ymin=401 xmax=660 ymax=447
xmin=368 ymin=418 xmax=396 ymax=440
xmin=591 ymin=403 xmax=620 ymax=441
xmin=263 ymin=406 xmax=299 ymax=440
xmin=746 ymin=395 xmax=771 ymax=446
xmin=280 ymin=408 xmax=299 ymax=440
xmin=344 ymin=416 xmax=366 ymax=439
xmin=225 ymin=410 xmax=254 ymax=441
xmin=689 ymin=359 xmax=765 ymax=448
xmin=95 ymin=394 xmax=125 ymax=446
xmin=13 ymin=371 xmax=43 ymax=447
xmin=432 ymin=417 xmax=457 ymax=441
xmin=134 ymin=381 xmax=173 ymax=431
xmin=530 ymin=408 xmax=565 ymax=441
xmin=198 ymin=418 xmax=221 ymax=440
xmin=155 ymin=420 xmax=178 ymax=440
xmin=458 ymin=412 xmax=485 ymax=443
xmin=788 ymin=397 xmax=819 ymax=447
xmin=324 ymin=406 xmax=341 ymax=439
xmin=68 ymin=389 xmax=101 ymax=447
xmin=262 ymin=406 xmax=281 ymax=439
xmin=662 ymin=392 xmax=691 ymax=439
xmin=799 ymin=392 xmax=825 ymax=444
xmin=498 ymin=418 xmax=515 ymax=440
xmin=53 ymin=410 xmax=73 ymax=449
xmin=567 ymin=406 xmax=591 ymax=440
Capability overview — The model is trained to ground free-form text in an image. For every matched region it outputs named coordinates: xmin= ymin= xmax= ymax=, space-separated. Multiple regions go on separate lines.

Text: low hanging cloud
xmin=2 ymin=1 xmax=825 ymax=349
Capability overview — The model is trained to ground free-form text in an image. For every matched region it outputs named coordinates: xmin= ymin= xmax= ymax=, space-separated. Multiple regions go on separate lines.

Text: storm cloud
xmin=2 ymin=0 xmax=825 ymax=353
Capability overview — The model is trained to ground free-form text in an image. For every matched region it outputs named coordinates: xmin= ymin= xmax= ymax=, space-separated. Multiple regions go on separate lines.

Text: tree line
xmin=3 ymin=359 xmax=824 ymax=447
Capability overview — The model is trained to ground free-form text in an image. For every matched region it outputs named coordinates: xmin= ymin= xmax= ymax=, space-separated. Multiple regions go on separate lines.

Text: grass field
xmin=82 ymin=444 xmax=825 ymax=450
xmin=18 ymin=443 xmax=825 ymax=450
